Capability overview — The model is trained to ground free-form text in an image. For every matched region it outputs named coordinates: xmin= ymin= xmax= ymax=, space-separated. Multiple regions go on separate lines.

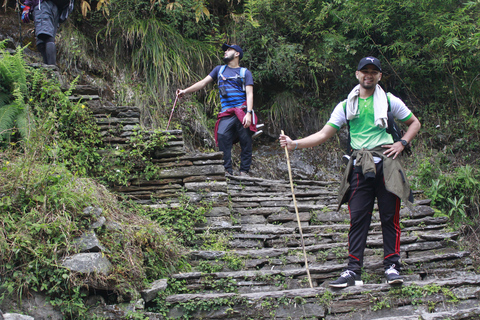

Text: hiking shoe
xmin=329 ymin=270 xmax=363 ymax=288
xmin=385 ymin=265 xmax=404 ymax=285
xmin=225 ymin=171 xmax=234 ymax=177
xmin=239 ymin=171 xmax=249 ymax=177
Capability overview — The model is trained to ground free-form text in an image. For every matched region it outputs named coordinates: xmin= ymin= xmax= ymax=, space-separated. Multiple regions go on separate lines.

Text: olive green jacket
xmin=337 ymin=146 xmax=414 ymax=212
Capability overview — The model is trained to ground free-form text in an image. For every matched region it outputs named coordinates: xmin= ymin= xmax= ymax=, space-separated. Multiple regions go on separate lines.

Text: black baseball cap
xmin=357 ymin=56 xmax=382 ymax=71
xmin=222 ymin=43 xmax=243 ymax=60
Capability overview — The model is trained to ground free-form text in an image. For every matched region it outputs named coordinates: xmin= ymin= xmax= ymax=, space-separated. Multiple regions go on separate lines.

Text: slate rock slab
xmin=73 ymin=232 xmax=106 ymax=252
xmin=141 ymin=279 xmax=168 ymax=303
xmin=62 ymin=252 xmax=112 ymax=275
xmin=3 ymin=314 xmax=35 ymax=320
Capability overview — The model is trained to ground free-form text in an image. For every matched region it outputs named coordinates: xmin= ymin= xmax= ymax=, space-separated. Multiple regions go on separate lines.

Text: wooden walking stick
xmin=281 ymin=130 xmax=313 ymax=288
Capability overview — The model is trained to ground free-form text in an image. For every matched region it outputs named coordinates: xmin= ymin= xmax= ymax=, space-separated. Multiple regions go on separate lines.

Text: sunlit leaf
xmin=166 ymin=2 xmax=181 ymax=10
xmin=81 ymin=0 xmax=91 ymax=17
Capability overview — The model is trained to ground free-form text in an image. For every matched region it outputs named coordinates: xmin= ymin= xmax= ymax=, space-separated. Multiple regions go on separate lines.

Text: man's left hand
xmin=243 ymin=112 xmax=252 ymax=128
xmin=382 ymin=142 xmax=404 ymax=159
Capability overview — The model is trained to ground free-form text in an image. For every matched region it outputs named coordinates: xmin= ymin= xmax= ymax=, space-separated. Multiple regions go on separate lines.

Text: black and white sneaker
xmin=385 ymin=265 xmax=404 ymax=285
xmin=329 ymin=270 xmax=363 ymax=288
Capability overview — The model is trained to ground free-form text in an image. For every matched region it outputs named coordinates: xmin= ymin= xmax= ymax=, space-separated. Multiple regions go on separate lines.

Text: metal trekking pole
xmin=166 ymin=94 xmax=179 ymax=131
xmin=281 ymin=130 xmax=314 ymax=288
xmin=17 ymin=0 xmax=23 ymax=46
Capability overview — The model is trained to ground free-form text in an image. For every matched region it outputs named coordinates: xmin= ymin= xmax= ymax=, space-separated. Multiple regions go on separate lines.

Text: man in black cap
xmin=280 ymin=56 xmax=421 ymax=287
xmin=177 ymin=44 xmax=257 ymax=176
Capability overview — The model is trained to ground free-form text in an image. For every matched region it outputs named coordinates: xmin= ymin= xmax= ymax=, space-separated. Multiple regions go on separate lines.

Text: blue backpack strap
xmin=218 ymin=65 xmax=227 ymax=85
xmin=240 ymin=67 xmax=246 ymax=91
xmin=218 ymin=66 xmax=247 ymax=91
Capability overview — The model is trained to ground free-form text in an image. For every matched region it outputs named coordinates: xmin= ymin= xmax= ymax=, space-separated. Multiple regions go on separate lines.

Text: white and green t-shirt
xmin=327 ymin=93 xmax=412 ymax=150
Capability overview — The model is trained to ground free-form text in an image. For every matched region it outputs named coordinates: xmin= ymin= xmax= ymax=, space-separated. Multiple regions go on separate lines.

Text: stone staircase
xmin=72 ymin=86 xmax=480 ymax=320
xmin=139 ymin=175 xmax=478 ymax=320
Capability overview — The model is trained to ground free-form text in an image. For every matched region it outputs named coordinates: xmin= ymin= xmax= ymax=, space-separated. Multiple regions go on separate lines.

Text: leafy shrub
xmin=0 ymin=42 xmax=29 ymax=144
xmin=145 ymin=193 xmax=210 ymax=245
xmin=0 ymin=153 xmax=186 ymax=317
xmin=0 ymin=45 xmax=189 ymax=317
xmin=415 ymin=158 xmax=480 ymax=226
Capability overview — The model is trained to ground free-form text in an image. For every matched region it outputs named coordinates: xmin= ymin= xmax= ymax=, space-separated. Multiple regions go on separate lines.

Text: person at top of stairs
xmin=21 ymin=0 xmax=74 ymax=65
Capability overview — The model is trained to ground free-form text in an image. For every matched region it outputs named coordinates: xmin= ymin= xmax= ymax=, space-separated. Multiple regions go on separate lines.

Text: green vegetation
xmin=0 ymin=43 xmax=196 ymax=318
xmin=369 ymin=283 xmax=460 ymax=312
xmin=414 ymin=158 xmax=480 ymax=226
xmin=317 ymin=290 xmax=334 ymax=308
xmin=61 ymin=0 xmax=480 ymax=133
xmin=0 ymin=44 xmax=29 ymax=143
xmin=330 ymin=246 xmax=348 ymax=262
xmin=0 ymin=151 xmax=187 ymax=317
xmin=142 ymin=194 xmax=210 ymax=246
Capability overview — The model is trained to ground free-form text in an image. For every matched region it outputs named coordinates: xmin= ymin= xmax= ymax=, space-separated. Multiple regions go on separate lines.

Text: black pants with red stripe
xmin=347 ymin=161 xmax=402 ymax=274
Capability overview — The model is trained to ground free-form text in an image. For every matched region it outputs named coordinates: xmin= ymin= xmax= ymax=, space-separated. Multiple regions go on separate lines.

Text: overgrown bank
xmin=0 ymin=44 xmax=209 ymax=318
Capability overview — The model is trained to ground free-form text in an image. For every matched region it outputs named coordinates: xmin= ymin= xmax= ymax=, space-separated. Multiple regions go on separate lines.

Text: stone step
xmin=229 ymin=185 xmax=337 ymax=192
xmin=68 ymin=94 xmax=100 ymax=102
xmin=236 ymin=209 xmax=445 ymax=231
xmin=228 ymin=194 xmax=336 ymax=203
xmin=239 ymin=210 xmax=438 ymax=227
xmin=194 ymin=225 xmax=242 ymax=233
xmin=62 ymin=84 xmax=100 ymax=95
xmin=187 ymin=241 xmax=470 ymax=272
xmin=233 ymin=215 xmax=447 ymax=236
xmin=224 ymin=230 xmax=459 ymax=250
xmin=145 ymin=273 xmax=480 ymax=319
xmin=91 ymin=105 xmax=141 ymax=116
xmin=304 ymin=223 xmax=450 ymax=235
xmin=329 ymin=306 xmax=480 ymax=320
xmin=232 ymin=203 xmax=435 ymax=223
xmin=95 ymin=117 xmax=140 ymax=125
xmin=227 ymin=175 xmax=337 ymax=186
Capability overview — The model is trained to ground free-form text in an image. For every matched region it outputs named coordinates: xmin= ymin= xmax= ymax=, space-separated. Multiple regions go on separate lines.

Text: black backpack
xmin=51 ymin=0 xmax=74 ymax=23
xmin=343 ymin=93 xmax=412 ymax=156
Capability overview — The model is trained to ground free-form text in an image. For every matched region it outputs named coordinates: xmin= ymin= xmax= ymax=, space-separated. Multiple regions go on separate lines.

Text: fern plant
xmin=0 ymin=41 xmax=30 ymax=144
